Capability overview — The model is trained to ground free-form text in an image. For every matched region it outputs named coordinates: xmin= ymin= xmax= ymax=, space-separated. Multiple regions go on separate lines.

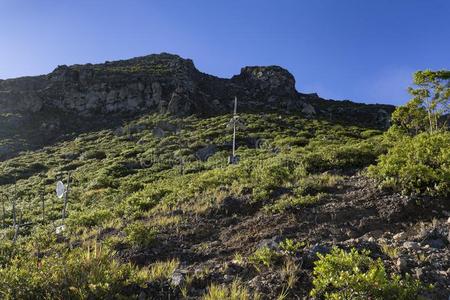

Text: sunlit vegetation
xmin=311 ymin=247 xmax=424 ymax=299
xmin=0 ymin=99 xmax=439 ymax=297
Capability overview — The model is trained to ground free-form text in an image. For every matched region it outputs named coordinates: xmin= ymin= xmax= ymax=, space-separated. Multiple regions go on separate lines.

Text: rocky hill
xmin=0 ymin=53 xmax=393 ymax=160
xmin=4 ymin=54 xmax=447 ymax=300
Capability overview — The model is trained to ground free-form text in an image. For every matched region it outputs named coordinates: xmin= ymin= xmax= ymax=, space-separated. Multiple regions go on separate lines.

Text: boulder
xmin=195 ymin=145 xmax=217 ymax=161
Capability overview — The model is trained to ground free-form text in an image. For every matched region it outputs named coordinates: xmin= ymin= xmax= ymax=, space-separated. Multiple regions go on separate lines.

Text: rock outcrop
xmin=0 ymin=53 xmax=315 ymax=117
xmin=0 ymin=53 xmax=395 ymax=160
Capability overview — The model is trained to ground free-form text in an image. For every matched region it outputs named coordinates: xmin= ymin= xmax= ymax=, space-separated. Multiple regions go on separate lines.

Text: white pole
xmin=232 ymin=96 xmax=237 ymax=157
xmin=62 ymin=172 xmax=70 ymax=222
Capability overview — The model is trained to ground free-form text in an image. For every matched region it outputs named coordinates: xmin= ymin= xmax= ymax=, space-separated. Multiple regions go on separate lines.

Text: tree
xmin=391 ymin=97 xmax=428 ymax=135
xmin=405 ymin=70 xmax=450 ymax=134
xmin=392 ymin=70 xmax=450 ymax=135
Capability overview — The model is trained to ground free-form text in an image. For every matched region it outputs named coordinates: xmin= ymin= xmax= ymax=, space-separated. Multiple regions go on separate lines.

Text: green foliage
xmin=202 ymin=279 xmax=260 ymax=300
xmin=0 ymin=248 xmax=149 ymax=299
xmin=311 ymin=247 xmax=424 ymax=300
xmin=250 ymin=156 xmax=297 ymax=200
xmin=67 ymin=208 xmax=113 ymax=228
xmin=394 ymin=70 xmax=450 ymax=134
xmin=279 ymin=238 xmax=306 ymax=255
xmin=368 ymin=132 xmax=450 ymax=196
xmin=148 ymin=258 xmax=179 ymax=282
xmin=249 ymin=246 xmax=281 ymax=270
xmin=0 ymin=112 xmax=388 ymax=297
xmin=391 ymin=98 xmax=428 ymax=135
xmin=125 ymin=222 xmax=158 ymax=248
xmin=265 ymin=193 xmax=326 ymax=213
xmin=81 ymin=150 xmax=107 ymax=160
xmin=301 ymin=139 xmax=386 ymax=173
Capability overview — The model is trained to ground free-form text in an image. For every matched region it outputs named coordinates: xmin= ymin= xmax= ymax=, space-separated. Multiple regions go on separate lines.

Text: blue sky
xmin=1 ymin=1 xmax=449 ymax=105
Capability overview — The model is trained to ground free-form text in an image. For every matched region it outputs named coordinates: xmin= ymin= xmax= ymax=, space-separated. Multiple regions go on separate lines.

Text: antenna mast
xmin=232 ymin=96 xmax=237 ymax=158
xmin=228 ymin=96 xmax=243 ymax=165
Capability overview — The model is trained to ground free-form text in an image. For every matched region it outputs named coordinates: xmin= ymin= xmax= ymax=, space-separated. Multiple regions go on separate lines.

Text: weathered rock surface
xmin=0 ymin=53 xmax=314 ymax=117
xmin=0 ymin=53 xmax=395 ymax=160
xmin=0 ymin=53 xmax=394 ymax=120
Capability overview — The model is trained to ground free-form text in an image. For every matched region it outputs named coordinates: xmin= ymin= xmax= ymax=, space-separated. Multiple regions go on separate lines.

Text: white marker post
xmin=228 ymin=96 xmax=244 ymax=164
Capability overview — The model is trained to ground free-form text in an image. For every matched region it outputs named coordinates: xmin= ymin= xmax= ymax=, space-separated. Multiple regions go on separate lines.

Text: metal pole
xmin=1 ymin=194 xmax=5 ymax=228
xmin=41 ymin=190 xmax=45 ymax=224
xmin=232 ymin=96 xmax=237 ymax=157
xmin=12 ymin=194 xmax=16 ymax=228
xmin=62 ymin=172 xmax=70 ymax=222
xmin=13 ymin=207 xmax=21 ymax=243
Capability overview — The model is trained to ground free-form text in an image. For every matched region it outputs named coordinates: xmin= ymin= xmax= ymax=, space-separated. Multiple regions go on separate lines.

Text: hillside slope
xmin=0 ymin=111 xmax=448 ymax=299
xmin=1 ymin=54 xmax=448 ymax=299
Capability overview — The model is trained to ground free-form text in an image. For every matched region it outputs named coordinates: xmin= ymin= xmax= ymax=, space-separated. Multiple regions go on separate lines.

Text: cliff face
xmin=0 ymin=53 xmax=394 ymax=160
xmin=0 ymin=53 xmax=315 ymax=117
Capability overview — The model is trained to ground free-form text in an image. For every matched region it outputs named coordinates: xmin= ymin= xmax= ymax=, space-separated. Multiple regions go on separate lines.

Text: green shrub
xmin=0 ymin=240 xmax=15 ymax=267
xmin=368 ymin=132 xmax=450 ymax=196
xmin=311 ymin=247 xmax=424 ymax=299
xmin=296 ymin=173 xmax=343 ymax=195
xmin=248 ymin=246 xmax=281 ymax=270
xmin=87 ymin=173 xmax=116 ymax=189
xmin=202 ymin=279 xmax=260 ymax=300
xmin=0 ymin=248 xmax=149 ymax=299
xmin=279 ymin=238 xmax=306 ymax=255
xmin=81 ymin=150 xmax=107 ymax=160
xmin=302 ymin=140 xmax=385 ymax=173
xmin=118 ymin=184 xmax=170 ymax=218
xmin=125 ymin=222 xmax=158 ymax=248
xmin=250 ymin=156 xmax=297 ymax=200
xmin=67 ymin=209 xmax=113 ymax=228
xmin=265 ymin=193 xmax=326 ymax=213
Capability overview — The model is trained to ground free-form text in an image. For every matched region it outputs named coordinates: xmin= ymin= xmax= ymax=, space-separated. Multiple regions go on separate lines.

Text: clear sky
xmin=1 ymin=0 xmax=449 ymax=105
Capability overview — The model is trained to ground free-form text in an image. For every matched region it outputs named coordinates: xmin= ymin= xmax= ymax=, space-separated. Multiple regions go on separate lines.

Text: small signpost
xmin=228 ymin=96 xmax=245 ymax=164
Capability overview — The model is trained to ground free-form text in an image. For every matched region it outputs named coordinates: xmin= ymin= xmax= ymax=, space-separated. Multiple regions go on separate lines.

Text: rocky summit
xmin=0 ymin=53 xmax=314 ymax=117
xmin=0 ymin=53 xmax=393 ymax=160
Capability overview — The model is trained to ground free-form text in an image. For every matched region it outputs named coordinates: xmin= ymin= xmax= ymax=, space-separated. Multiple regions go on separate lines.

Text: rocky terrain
xmin=0 ymin=54 xmax=447 ymax=299
xmin=0 ymin=53 xmax=393 ymax=160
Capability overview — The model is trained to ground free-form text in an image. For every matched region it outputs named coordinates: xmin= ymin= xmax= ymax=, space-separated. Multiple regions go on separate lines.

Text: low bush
xmin=279 ymin=238 xmax=306 ymax=255
xmin=311 ymin=247 xmax=424 ymax=299
xmin=202 ymin=279 xmax=260 ymax=300
xmin=0 ymin=248 xmax=149 ymax=299
xmin=368 ymin=132 xmax=450 ymax=196
xmin=125 ymin=222 xmax=158 ymax=248
xmin=248 ymin=246 xmax=281 ymax=271
xmin=265 ymin=193 xmax=326 ymax=213
xmin=67 ymin=209 xmax=113 ymax=228
xmin=81 ymin=150 xmax=107 ymax=160
xmin=302 ymin=139 xmax=385 ymax=173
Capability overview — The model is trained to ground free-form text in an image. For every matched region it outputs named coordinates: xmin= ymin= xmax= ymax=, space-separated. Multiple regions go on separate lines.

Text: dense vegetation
xmin=0 ymin=69 xmax=448 ymax=299
xmin=369 ymin=70 xmax=450 ymax=197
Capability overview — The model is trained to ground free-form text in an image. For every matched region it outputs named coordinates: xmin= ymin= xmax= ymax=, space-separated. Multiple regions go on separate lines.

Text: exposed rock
xmin=170 ymin=269 xmax=186 ymax=287
xmin=195 ymin=145 xmax=217 ymax=161
xmin=0 ymin=54 xmax=316 ymax=118
xmin=152 ymin=127 xmax=165 ymax=138
xmin=217 ymin=196 xmax=245 ymax=216
xmin=427 ymin=239 xmax=446 ymax=249
xmin=396 ymin=257 xmax=408 ymax=273
xmin=393 ymin=232 xmax=407 ymax=242
xmin=256 ymin=236 xmax=283 ymax=250
xmin=0 ymin=53 xmax=396 ymax=160
xmin=403 ymin=241 xmax=421 ymax=250
xmin=415 ymin=267 xmax=424 ymax=280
